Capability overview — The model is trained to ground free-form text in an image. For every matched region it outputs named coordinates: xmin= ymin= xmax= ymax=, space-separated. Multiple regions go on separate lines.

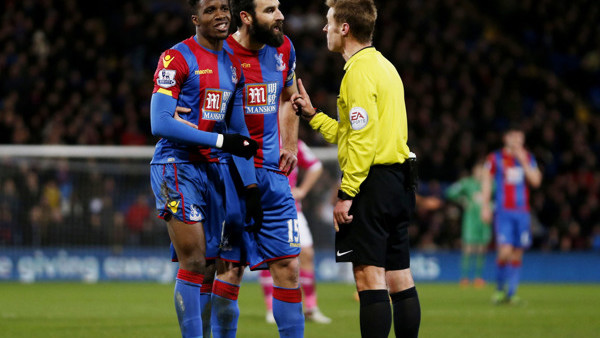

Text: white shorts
xmin=298 ymin=211 xmax=313 ymax=248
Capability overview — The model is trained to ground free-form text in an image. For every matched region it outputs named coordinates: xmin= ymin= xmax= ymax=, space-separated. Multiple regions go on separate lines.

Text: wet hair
xmin=325 ymin=0 xmax=377 ymax=43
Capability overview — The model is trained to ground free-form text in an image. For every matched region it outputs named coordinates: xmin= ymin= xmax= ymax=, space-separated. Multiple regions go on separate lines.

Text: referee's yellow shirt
xmin=309 ymin=47 xmax=410 ymax=197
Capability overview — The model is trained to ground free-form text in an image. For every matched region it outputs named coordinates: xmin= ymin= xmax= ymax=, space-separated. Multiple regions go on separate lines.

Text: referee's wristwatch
xmin=297 ymin=106 xmax=322 ymax=119
xmin=337 ymin=189 xmax=353 ymax=201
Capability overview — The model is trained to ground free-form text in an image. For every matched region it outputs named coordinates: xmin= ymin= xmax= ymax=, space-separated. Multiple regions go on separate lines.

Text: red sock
xmin=259 ymin=269 xmax=274 ymax=311
xmin=177 ymin=269 xmax=204 ymax=284
xmin=273 ymin=286 xmax=302 ymax=303
xmin=200 ymin=282 xmax=213 ymax=294
xmin=213 ymin=279 xmax=240 ymax=300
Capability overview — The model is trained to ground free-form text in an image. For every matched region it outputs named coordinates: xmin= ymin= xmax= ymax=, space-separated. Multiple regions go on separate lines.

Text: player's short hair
xmin=188 ymin=0 xmax=200 ymax=11
xmin=504 ymin=122 xmax=524 ymax=134
xmin=188 ymin=0 xmax=232 ymax=12
xmin=231 ymin=0 xmax=256 ymax=28
xmin=325 ymin=0 xmax=377 ymax=44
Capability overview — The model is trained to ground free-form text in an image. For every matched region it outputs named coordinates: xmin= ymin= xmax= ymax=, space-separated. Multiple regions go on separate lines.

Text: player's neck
xmin=503 ymin=146 xmax=516 ymax=156
xmin=341 ymin=38 xmax=372 ymax=61
xmin=233 ymin=29 xmax=265 ymax=51
xmin=196 ymin=32 xmax=224 ymax=51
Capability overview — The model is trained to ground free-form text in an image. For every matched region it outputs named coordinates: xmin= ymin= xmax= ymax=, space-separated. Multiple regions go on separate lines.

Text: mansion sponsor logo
xmin=245 ymin=82 xmax=278 ymax=115
xmin=202 ymin=89 xmax=232 ymax=121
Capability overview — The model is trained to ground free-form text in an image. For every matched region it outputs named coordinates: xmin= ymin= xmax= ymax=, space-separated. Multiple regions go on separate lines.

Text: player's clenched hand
xmin=513 ymin=146 xmax=529 ymax=165
xmin=333 ymin=199 xmax=353 ymax=232
xmin=174 ymin=106 xmax=197 ymax=129
xmin=220 ymin=134 xmax=258 ymax=159
xmin=279 ymin=148 xmax=297 ymax=175
xmin=244 ymin=185 xmax=263 ymax=233
xmin=291 ymin=79 xmax=316 ymax=120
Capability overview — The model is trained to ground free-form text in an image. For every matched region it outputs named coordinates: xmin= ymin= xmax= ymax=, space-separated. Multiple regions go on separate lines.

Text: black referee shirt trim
xmin=338 ymin=189 xmax=354 ymax=200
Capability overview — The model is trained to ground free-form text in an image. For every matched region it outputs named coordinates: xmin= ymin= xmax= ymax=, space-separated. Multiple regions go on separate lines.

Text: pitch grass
xmin=1 ymin=282 xmax=599 ymax=337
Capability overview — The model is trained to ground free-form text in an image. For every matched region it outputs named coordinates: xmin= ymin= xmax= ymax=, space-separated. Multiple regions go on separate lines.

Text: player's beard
xmin=250 ymin=18 xmax=284 ymax=47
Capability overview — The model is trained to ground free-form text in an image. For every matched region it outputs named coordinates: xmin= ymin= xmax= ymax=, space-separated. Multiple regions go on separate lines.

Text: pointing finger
xmin=297 ymin=78 xmax=308 ymax=97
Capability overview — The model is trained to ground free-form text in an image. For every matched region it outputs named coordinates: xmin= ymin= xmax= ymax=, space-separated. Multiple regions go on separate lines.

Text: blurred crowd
xmin=0 ymin=0 xmax=599 ymax=251
xmin=0 ymin=157 xmax=169 ymax=247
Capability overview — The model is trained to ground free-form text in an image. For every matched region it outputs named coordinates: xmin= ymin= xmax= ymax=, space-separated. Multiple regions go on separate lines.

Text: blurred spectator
xmin=0 ymin=203 xmax=16 ymax=244
xmin=0 ymin=179 xmax=21 ymax=244
xmin=125 ymin=194 xmax=151 ymax=245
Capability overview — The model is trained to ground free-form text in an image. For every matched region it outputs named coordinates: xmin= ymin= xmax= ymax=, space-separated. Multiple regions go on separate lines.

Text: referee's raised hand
xmin=291 ymin=79 xmax=317 ymax=120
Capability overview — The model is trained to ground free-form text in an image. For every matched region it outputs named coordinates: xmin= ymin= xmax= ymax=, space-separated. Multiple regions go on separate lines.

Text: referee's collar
xmin=344 ymin=46 xmax=376 ymax=71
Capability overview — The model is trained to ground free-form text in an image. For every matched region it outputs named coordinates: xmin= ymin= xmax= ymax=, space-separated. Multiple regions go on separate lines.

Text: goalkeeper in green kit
xmin=445 ymin=161 xmax=491 ymax=288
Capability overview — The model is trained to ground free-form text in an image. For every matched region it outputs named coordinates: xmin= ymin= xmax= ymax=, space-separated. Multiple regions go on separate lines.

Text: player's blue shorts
xmin=245 ymin=168 xmax=300 ymax=270
xmin=207 ymin=162 xmax=249 ymax=263
xmin=150 ymin=162 xmax=225 ymax=260
xmin=494 ymin=209 xmax=531 ymax=248
xmin=164 ymin=162 xmax=250 ymax=263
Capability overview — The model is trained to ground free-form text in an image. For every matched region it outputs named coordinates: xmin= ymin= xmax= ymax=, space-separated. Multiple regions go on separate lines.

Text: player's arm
xmin=293 ymin=162 xmax=323 ymax=201
xmin=293 ymin=143 xmax=323 ymax=201
xmin=480 ymin=155 xmax=494 ymax=223
xmin=229 ymin=72 xmax=262 ymax=231
xmin=151 ymin=92 xmax=219 ymax=146
xmin=445 ymin=180 xmax=465 ymax=202
xmin=516 ymin=149 xmax=542 ymax=188
xmin=279 ymin=77 xmax=299 ymax=174
xmin=279 ymin=40 xmax=300 ymax=174
xmin=291 ymin=79 xmax=339 ymax=143
xmin=151 ymin=50 xmax=219 ymax=146
xmin=152 ymin=92 xmax=257 ymax=159
xmin=228 ymin=74 xmax=258 ymax=187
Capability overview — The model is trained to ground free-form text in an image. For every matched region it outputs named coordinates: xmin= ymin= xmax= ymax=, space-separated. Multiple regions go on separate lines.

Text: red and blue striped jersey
xmin=224 ymin=34 xmax=296 ymax=172
xmin=485 ymin=149 xmax=538 ymax=212
xmin=151 ymin=35 xmax=244 ymax=164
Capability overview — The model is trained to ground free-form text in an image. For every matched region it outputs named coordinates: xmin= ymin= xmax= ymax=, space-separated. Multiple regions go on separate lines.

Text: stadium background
xmin=1 ymin=0 xmax=599 ymax=279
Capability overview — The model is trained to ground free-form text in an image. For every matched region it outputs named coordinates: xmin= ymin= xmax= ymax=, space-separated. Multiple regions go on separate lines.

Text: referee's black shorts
xmin=335 ymin=163 xmax=415 ymax=270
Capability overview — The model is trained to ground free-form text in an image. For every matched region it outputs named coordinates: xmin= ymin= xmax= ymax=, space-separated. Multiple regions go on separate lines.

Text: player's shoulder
xmin=167 ymin=36 xmax=196 ymax=55
xmin=223 ymin=35 xmax=235 ymax=53
xmin=490 ymin=149 xmax=503 ymax=157
xmin=483 ymin=151 xmax=499 ymax=166
xmin=276 ymin=35 xmax=294 ymax=53
xmin=223 ymin=46 xmax=241 ymax=65
xmin=158 ymin=38 xmax=195 ymax=67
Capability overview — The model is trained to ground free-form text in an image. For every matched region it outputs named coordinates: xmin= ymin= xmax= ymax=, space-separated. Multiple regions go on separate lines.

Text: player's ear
xmin=240 ymin=11 xmax=252 ymax=25
xmin=191 ymin=15 xmax=200 ymax=26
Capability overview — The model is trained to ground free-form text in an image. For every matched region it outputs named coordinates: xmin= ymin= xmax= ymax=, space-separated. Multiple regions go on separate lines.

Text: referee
xmin=291 ymin=0 xmax=420 ymax=337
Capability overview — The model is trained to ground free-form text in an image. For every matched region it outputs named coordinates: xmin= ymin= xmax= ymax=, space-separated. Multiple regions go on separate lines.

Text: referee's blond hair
xmin=325 ymin=0 xmax=377 ymax=43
